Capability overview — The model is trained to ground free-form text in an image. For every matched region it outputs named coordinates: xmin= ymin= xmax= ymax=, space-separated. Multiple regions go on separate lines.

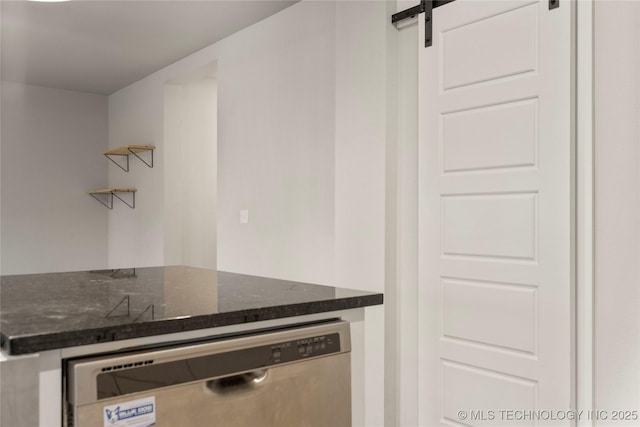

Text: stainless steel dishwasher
xmin=65 ymin=321 xmax=351 ymax=427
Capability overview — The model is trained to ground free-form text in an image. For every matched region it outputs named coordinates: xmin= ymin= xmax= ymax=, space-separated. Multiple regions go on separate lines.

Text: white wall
xmin=392 ymin=5 xmax=419 ymax=427
xmin=108 ymin=79 xmax=165 ymax=268
xmin=333 ymin=1 xmax=397 ymax=425
xmin=0 ymin=82 xmax=108 ymax=275
xmin=216 ymin=1 xmax=335 ymax=283
xmin=108 ymin=0 xmax=396 ymax=291
xmin=107 ymin=1 xmax=337 ymax=286
xmin=594 ymin=1 xmax=640 ymax=422
xmin=334 ymin=1 xmax=387 ymax=294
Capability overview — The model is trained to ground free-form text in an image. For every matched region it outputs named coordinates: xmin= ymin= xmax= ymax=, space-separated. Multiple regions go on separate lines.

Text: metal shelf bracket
xmin=88 ymin=189 xmax=136 ymax=209
xmin=127 ymin=146 xmax=154 ymax=169
xmin=105 ymin=295 xmax=130 ymax=318
xmin=104 ymin=153 xmax=130 ymax=172
xmin=103 ymin=145 xmax=155 ymax=172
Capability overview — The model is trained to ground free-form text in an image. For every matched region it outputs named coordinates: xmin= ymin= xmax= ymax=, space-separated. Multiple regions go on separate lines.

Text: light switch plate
xmin=240 ymin=209 xmax=249 ymax=224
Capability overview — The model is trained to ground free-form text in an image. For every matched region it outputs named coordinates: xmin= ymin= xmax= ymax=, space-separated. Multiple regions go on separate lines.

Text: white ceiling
xmin=1 ymin=0 xmax=299 ymax=95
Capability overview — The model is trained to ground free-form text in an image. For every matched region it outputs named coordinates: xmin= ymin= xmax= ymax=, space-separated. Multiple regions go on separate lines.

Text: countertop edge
xmin=3 ymin=293 xmax=383 ymax=355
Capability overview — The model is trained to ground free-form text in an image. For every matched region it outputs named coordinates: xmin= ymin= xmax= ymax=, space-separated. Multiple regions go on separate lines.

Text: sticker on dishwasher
xmin=103 ymin=396 xmax=156 ymax=427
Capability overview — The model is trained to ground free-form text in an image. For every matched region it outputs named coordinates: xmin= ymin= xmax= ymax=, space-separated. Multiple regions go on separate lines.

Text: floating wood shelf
xmin=103 ymin=145 xmax=155 ymax=172
xmin=88 ymin=188 xmax=137 ymax=209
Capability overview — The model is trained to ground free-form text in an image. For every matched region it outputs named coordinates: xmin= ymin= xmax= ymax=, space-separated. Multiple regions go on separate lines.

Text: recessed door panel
xmin=442 ymin=361 xmax=537 ymax=426
xmin=442 ymin=278 xmax=537 ymax=354
xmin=442 ymin=98 xmax=538 ymax=174
xmin=442 ymin=193 xmax=537 ymax=260
xmin=441 ymin=2 xmax=538 ymax=91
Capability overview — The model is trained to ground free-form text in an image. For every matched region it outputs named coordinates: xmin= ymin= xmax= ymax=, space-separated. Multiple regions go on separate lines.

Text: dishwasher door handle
xmin=206 ymin=369 xmax=268 ymax=394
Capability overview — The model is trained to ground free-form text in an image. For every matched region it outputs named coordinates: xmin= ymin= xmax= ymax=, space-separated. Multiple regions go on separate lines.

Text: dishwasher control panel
xmin=271 ymin=333 xmax=339 ymax=363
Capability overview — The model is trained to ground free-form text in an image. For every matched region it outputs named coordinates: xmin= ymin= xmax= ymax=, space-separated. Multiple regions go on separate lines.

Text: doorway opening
xmin=163 ymin=62 xmax=218 ymax=269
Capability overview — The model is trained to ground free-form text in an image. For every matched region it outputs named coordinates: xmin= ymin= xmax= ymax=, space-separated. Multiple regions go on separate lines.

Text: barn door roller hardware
xmin=392 ymin=0 xmax=559 ymax=47
xmin=391 ymin=0 xmax=454 ymax=47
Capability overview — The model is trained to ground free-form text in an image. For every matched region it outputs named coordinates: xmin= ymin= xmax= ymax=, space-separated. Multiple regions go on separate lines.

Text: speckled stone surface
xmin=0 ymin=266 xmax=383 ymax=355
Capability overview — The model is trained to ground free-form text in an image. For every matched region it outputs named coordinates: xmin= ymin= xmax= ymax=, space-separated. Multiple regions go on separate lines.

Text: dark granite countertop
xmin=0 ymin=266 xmax=383 ymax=355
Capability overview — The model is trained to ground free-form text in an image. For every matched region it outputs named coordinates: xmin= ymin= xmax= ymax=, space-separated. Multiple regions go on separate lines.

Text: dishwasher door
xmin=66 ymin=321 xmax=351 ymax=427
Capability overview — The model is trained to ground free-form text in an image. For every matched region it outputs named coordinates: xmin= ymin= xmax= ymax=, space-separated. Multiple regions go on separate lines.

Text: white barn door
xmin=418 ymin=0 xmax=574 ymax=425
